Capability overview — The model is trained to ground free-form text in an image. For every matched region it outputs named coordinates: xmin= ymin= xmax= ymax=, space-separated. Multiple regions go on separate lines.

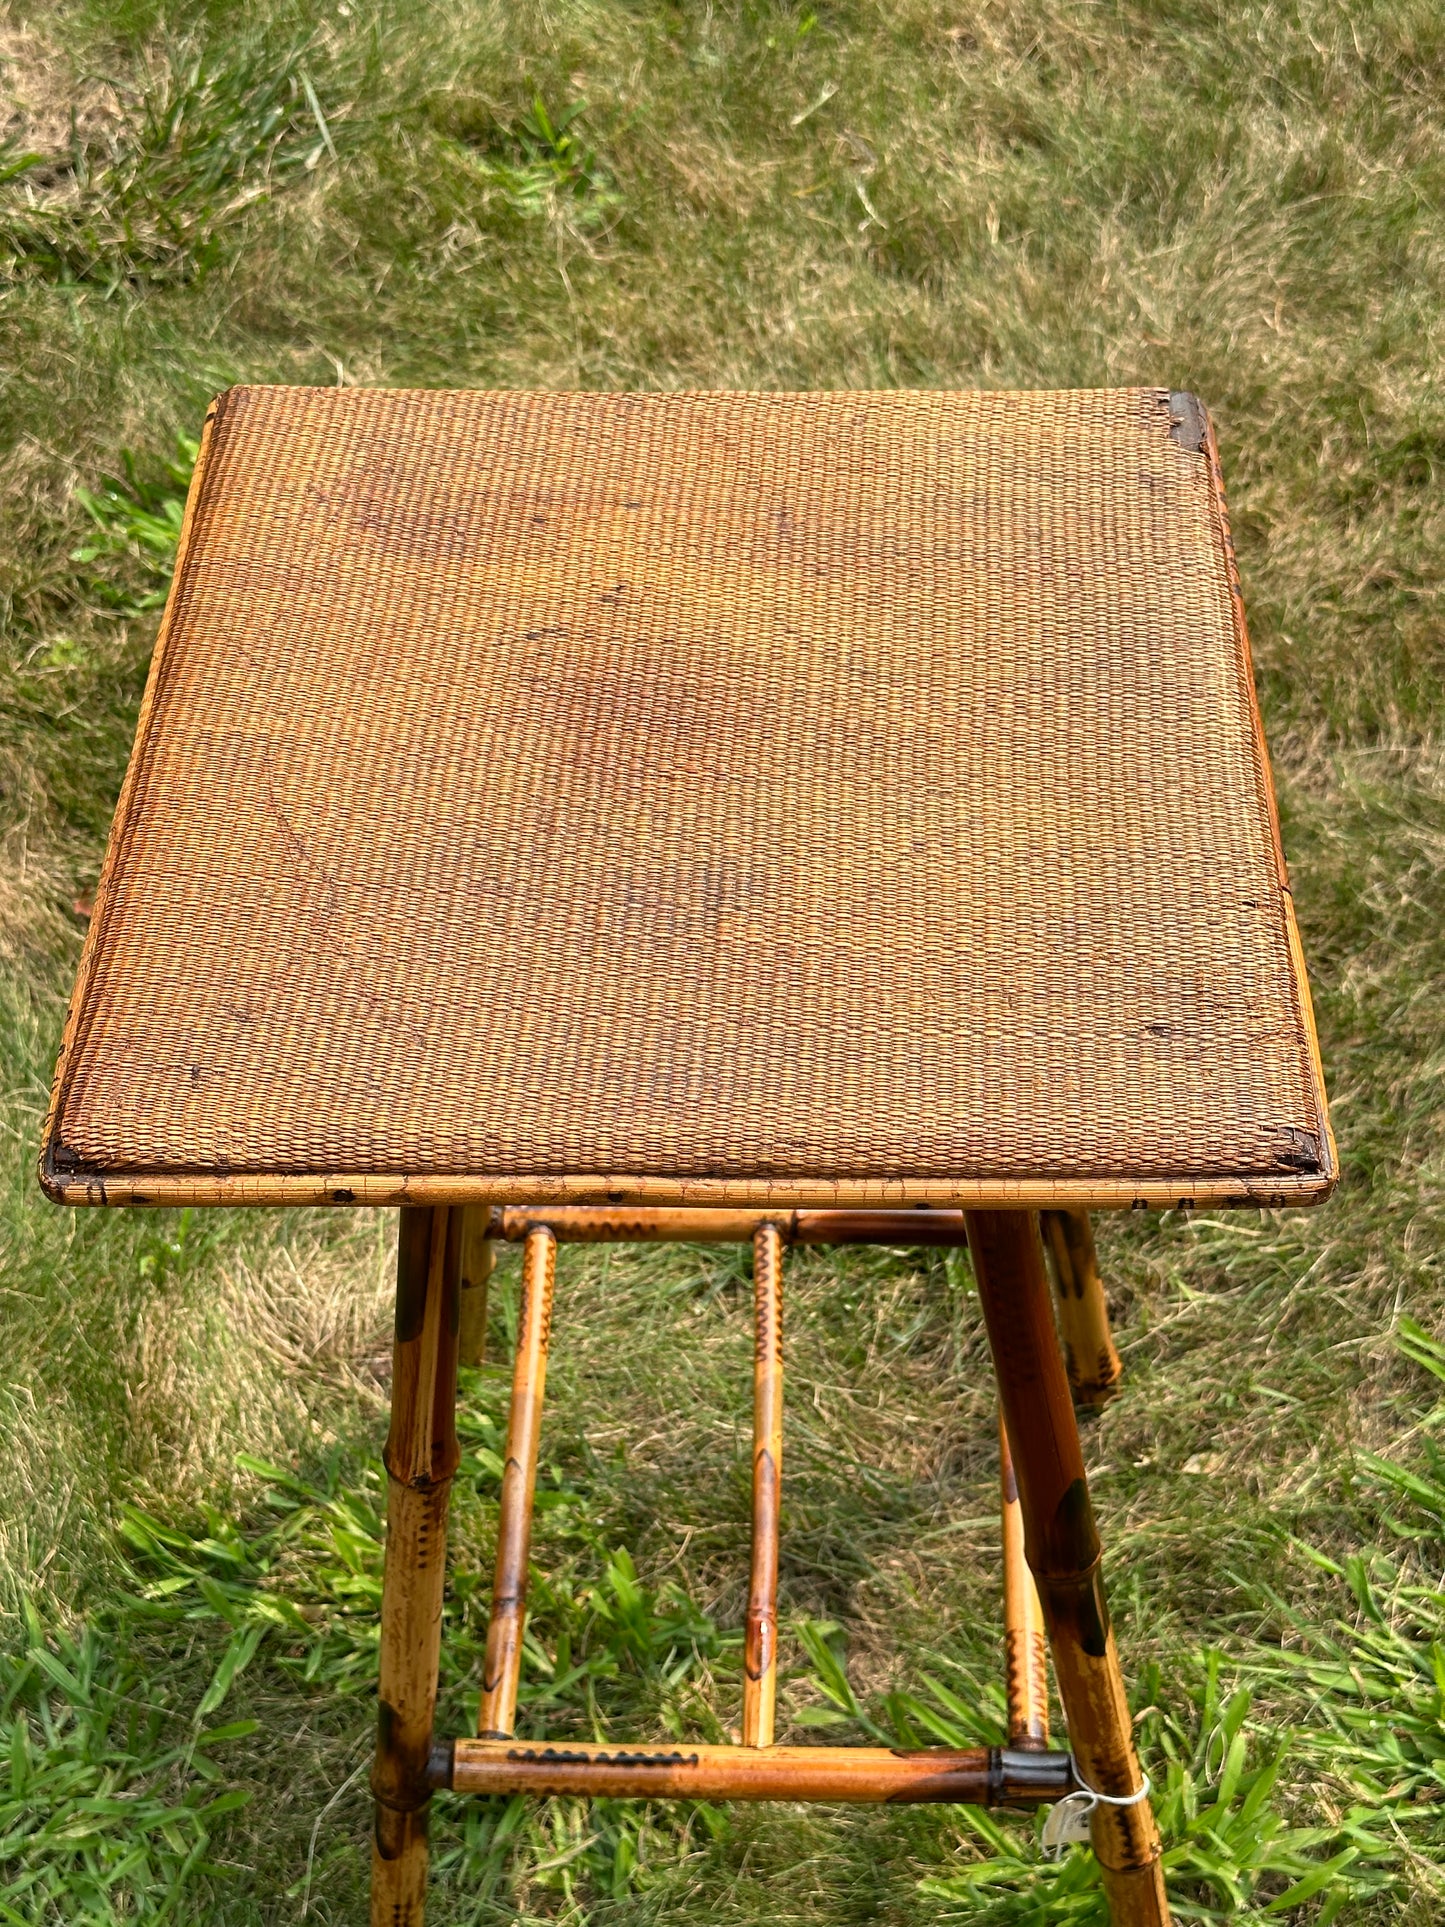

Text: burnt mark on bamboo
xmin=373 ymin=1800 xmax=429 ymax=1862
xmin=1041 ymin=1477 xmax=1101 ymax=1576
xmin=520 ymin=1274 xmax=555 ymax=1354
xmin=374 ymin=1696 xmax=402 ymax=1769
xmin=1041 ymin=1210 xmax=1123 ymax=1407
xmin=1001 ymin=1453 xmax=1019 ymax=1507
xmin=372 ymin=1691 xmax=441 ymax=1809
xmin=1004 ymin=1631 xmax=1051 ymax=1750
xmin=393 ymin=1207 xmax=434 ymax=1344
xmin=744 ymin=1612 xmax=776 ymax=1682
xmin=511 ymin=1745 xmax=701 ymax=1767
xmin=1039 ymin=1564 xmax=1113 ymax=1661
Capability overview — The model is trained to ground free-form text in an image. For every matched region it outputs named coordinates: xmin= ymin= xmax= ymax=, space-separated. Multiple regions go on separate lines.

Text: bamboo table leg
xmin=372 ymin=1205 xmax=463 ymax=1927
xmin=743 ymin=1223 xmax=783 ymax=1747
xmin=1041 ymin=1209 xmax=1123 ymax=1409
xmin=478 ymin=1225 xmax=556 ymax=1739
xmin=966 ymin=1210 xmax=1169 ymax=1927
xmin=1000 ymin=1410 xmax=1050 ymax=1752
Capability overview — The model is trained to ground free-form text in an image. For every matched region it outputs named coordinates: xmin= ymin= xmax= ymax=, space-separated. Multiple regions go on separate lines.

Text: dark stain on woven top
xmin=308 ymin=450 xmax=584 ymax=569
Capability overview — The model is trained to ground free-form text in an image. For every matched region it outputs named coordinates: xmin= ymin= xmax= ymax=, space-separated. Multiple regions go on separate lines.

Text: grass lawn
xmin=1 ymin=0 xmax=1443 ymax=1919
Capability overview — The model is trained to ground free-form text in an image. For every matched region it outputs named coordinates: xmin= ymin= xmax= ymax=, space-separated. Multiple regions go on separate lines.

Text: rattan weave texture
xmin=44 ymin=386 xmax=1331 ymax=1207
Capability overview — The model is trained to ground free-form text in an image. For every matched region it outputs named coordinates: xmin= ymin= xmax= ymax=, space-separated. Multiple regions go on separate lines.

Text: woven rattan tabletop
xmin=42 ymin=386 xmax=1332 ymax=1211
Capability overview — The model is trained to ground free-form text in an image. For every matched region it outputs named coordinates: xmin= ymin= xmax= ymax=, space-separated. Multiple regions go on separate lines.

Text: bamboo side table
xmin=41 ymin=385 xmax=1334 ymax=1927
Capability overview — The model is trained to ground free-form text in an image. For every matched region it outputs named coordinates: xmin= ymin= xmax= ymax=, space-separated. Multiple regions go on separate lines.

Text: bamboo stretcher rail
xmin=743 ymin=1224 xmax=784 ymax=1747
xmin=494 ymin=1206 xmax=970 ymax=1245
xmin=1041 ymin=1209 xmax=1124 ymax=1408
xmin=999 ymin=1412 xmax=1051 ymax=1752
xmin=440 ymin=1738 xmax=1076 ymax=1805
xmin=478 ymin=1226 xmax=556 ymax=1739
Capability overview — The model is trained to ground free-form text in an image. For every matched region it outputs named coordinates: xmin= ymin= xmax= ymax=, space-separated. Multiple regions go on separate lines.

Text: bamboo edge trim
xmin=1200 ymin=403 xmax=1335 ymax=1183
xmin=38 ymin=1166 xmax=1337 ymax=1209
xmin=1282 ymin=891 xmax=1341 ymax=1180
xmin=39 ymin=391 xmax=227 ymax=1173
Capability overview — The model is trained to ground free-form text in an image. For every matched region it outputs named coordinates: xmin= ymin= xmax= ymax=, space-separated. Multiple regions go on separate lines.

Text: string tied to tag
xmin=1041 ymin=1762 xmax=1151 ymax=1858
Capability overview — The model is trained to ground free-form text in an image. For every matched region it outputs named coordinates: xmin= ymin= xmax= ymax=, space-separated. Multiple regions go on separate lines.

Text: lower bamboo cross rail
xmin=439 ymin=1738 xmax=1076 ymax=1804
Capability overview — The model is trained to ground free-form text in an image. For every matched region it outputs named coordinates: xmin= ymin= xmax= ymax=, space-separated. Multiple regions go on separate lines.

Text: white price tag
xmin=1041 ymin=1792 xmax=1096 ymax=1855
xmin=1041 ymin=1767 xmax=1151 ymax=1859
